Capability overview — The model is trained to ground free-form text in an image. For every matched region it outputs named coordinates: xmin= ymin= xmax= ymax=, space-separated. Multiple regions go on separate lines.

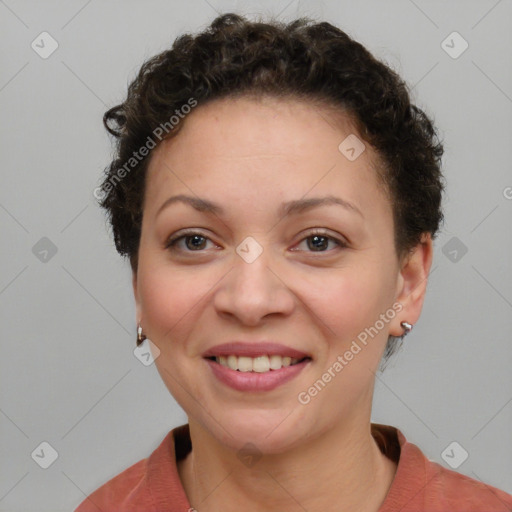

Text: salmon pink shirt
xmin=75 ymin=423 xmax=512 ymax=511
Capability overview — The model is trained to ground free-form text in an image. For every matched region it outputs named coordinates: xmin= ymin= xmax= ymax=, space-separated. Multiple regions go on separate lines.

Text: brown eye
xmin=165 ymin=231 xmax=213 ymax=252
xmin=307 ymin=234 xmax=332 ymax=251
xmin=293 ymin=229 xmax=347 ymax=253
xmin=183 ymin=234 xmax=208 ymax=250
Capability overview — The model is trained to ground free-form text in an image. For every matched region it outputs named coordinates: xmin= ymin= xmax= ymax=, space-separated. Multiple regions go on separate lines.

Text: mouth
xmin=204 ymin=353 xmax=312 ymax=392
xmin=205 ymin=354 xmax=312 ymax=373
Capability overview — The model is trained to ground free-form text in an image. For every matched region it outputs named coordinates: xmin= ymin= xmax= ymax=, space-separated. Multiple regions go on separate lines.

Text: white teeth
xmin=253 ymin=355 xmax=270 ymax=373
xmin=214 ymin=354 xmax=303 ymax=372
xmin=238 ymin=356 xmax=253 ymax=372
xmin=269 ymin=355 xmax=282 ymax=370
xmin=227 ymin=355 xmax=238 ymax=370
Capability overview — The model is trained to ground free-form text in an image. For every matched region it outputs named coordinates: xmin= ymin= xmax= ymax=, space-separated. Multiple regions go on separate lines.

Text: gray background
xmin=1 ymin=0 xmax=511 ymax=510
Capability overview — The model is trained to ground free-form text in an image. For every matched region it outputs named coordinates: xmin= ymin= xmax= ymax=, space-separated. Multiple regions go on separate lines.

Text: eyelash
xmin=165 ymin=228 xmax=348 ymax=254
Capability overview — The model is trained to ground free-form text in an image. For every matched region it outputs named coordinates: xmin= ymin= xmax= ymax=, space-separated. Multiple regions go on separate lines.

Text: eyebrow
xmin=156 ymin=194 xmax=363 ymax=218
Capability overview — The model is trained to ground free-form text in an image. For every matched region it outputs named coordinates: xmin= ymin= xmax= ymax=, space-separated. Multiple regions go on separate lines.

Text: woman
xmin=76 ymin=13 xmax=512 ymax=512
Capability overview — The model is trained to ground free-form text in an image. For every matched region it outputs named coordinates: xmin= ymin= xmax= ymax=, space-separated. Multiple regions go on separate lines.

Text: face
xmin=133 ymin=96 xmax=430 ymax=453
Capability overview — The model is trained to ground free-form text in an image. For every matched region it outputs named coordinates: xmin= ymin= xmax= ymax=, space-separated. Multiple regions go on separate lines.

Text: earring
xmin=400 ymin=321 xmax=413 ymax=336
xmin=137 ymin=324 xmax=146 ymax=345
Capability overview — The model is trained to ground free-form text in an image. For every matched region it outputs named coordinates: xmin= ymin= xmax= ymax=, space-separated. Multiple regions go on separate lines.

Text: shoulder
xmin=73 ymin=426 xmax=189 ymax=512
xmin=421 ymin=457 xmax=512 ymax=511
xmin=74 ymin=457 xmax=152 ymax=512
xmin=373 ymin=424 xmax=512 ymax=512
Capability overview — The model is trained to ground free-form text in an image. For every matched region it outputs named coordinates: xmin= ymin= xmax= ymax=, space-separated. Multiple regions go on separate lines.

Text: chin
xmin=198 ymin=408 xmax=313 ymax=455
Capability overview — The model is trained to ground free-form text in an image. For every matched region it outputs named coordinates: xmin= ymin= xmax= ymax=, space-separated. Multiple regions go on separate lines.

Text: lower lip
xmin=205 ymin=358 xmax=310 ymax=392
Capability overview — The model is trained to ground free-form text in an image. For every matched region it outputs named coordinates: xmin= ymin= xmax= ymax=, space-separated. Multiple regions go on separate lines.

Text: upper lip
xmin=202 ymin=342 xmax=311 ymax=359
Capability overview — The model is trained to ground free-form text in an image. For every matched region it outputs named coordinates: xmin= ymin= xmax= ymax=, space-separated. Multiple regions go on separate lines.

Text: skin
xmin=132 ymin=96 xmax=433 ymax=512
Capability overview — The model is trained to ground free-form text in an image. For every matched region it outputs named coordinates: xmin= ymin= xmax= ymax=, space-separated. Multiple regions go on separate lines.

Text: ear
xmin=132 ymin=269 xmax=142 ymax=323
xmin=389 ymin=233 xmax=434 ymax=337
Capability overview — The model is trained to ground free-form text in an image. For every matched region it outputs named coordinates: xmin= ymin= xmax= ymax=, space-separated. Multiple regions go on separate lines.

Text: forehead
xmin=144 ymin=96 xmax=390 ymax=223
xmin=150 ymin=96 xmax=362 ymax=163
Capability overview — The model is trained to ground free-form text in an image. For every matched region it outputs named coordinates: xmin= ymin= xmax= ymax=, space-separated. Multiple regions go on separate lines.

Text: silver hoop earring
xmin=400 ymin=321 xmax=413 ymax=336
xmin=137 ymin=324 xmax=146 ymax=345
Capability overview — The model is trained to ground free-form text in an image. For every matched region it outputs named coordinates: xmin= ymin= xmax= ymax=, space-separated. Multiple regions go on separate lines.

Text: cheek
xmin=137 ymin=265 xmax=213 ymax=406
xmin=310 ymin=264 xmax=395 ymax=384
xmin=311 ymin=266 xmax=389 ymax=338
xmin=137 ymin=265 xmax=207 ymax=345
xmin=305 ymin=272 xmax=392 ymax=405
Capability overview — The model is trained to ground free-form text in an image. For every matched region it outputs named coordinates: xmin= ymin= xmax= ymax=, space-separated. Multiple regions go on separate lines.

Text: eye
xmin=293 ymin=229 xmax=347 ymax=253
xmin=165 ymin=230 xmax=216 ymax=252
xmin=165 ymin=228 xmax=347 ymax=254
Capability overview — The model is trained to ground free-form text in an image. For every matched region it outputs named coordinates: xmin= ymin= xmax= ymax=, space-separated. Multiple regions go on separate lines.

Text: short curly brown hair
xmin=98 ymin=13 xmax=444 ymax=362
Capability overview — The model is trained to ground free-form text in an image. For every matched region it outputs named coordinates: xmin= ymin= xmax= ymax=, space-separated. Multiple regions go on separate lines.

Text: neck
xmin=178 ymin=407 xmax=397 ymax=512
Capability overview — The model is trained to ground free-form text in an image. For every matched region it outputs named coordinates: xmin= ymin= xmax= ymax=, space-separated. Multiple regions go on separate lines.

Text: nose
xmin=213 ymin=247 xmax=295 ymax=326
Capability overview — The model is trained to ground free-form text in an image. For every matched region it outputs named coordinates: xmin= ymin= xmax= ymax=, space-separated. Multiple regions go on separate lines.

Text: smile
xmin=209 ymin=354 xmax=309 ymax=373
xmin=205 ymin=356 xmax=312 ymax=392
